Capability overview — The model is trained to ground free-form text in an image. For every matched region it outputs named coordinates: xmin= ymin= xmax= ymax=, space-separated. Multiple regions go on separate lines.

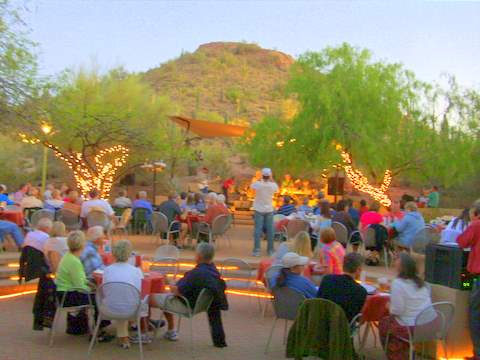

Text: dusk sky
xmin=23 ymin=0 xmax=480 ymax=87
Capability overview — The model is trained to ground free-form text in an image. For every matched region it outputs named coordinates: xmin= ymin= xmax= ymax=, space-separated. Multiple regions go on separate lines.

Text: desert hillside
xmin=143 ymin=42 xmax=295 ymax=124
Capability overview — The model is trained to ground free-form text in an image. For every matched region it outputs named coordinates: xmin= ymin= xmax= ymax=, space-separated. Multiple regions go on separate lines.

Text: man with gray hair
xmin=23 ymin=217 xmax=53 ymax=253
xmin=151 ymin=243 xmax=228 ymax=347
xmin=80 ymin=226 xmax=106 ymax=278
xmin=457 ymin=199 xmax=480 ymax=358
xmin=132 ymin=190 xmax=153 ymax=220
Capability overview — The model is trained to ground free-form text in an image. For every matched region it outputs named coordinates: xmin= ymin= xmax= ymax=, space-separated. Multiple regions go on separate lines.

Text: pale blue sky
xmin=22 ymin=0 xmax=480 ymax=87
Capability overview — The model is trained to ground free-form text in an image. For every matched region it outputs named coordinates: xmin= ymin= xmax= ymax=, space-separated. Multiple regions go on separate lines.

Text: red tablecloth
xmin=361 ymin=293 xmax=390 ymax=322
xmin=179 ymin=213 xmax=205 ymax=231
xmin=257 ymin=258 xmax=313 ymax=283
xmin=101 ymin=253 xmax=142 ymax=267
xmin=0 ymin=210 xmax=24 ymax=226
xmin=93 ymin=271 xmax=165 ymax=298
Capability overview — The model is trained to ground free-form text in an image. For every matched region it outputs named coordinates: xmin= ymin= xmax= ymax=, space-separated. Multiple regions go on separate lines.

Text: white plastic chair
xmin=88 ymin=282 xmax=146 ymax=359
xmin=385 ymin=301 xmax=455 ymax=360
xmin=265 ymin=287 xmax=305 ymax=353
xmin=86 ymin=210 xmax=110 ymax=231
xmin=221 ymin=258 xmax=254 ymax=290
xmin=151 ymin=211 xmax=180 ymax=245
xmin=49 ymin=288 xmax=95 ymax=347
xmin=57 ymin=208 xmax=81 ymax=231
xmin=196 ymin=214 xmax=232 ymax=248
xmin=154 ymin=244 xmax=180 ymax=260
xmin=31 ymin=209 xmax=55 ymax=228
xmin=262 ymin=264 xmax=284 ymax=317
xmin=331 ymin=221 xmax=349 ymax=247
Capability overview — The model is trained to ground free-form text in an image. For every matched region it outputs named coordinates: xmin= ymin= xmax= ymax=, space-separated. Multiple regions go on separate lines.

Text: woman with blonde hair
xmin=44 ymin=221 xmax=68 ymax=272
xmin=272 ymin=231 xmax=313 ymax=263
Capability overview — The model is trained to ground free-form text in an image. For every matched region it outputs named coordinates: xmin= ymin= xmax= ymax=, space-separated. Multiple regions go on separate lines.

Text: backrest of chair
xmin=118 ymin=208 xmax=132 ymax=227
xmin=31 ymin=209 xmax=55 ymax=227
xmin=113 ymin=207 xmax=126 ymax=216
xmin=331 ymin=221 xmax=349 ymax=246
xmin=272 ymin=286 xmax=305 ymax=320
xmin=413 ymin=301 xmax=455 ymax=343
xmin=425 ymin=225 xmax=440 ymax=244
xmin=192 ymin=288 xmax=214 ymax=315
xmin=133 ymin=208 xmax=149 ymax=221
xmin=154 ymin=244 xmax=180 ymax=260
xmin=286 ymin=219 xmax=310 ymax=238
xmin=151 ymin=211 xmax=168 ymax=233
xmin=24 ymin=207 xmax=44 ymax=223
xmin=221 ymin=258 xmax=253 ymax=280
xmin=211 ymin=214 xmax=230 ymax=235
xmin=150 ymin=257 xmax=178 ymax=277
xmin=58 ymin=209 xmax=80 ymax=226
xmin=265 ymin=264 xmax=284 ymax=290
xmin=96 ymin=282 xmax=141 ymax=320
xmin=364 ymin=227 xmax=377 ymax=248
xmin=86 ymin=210 xmax=109 ymax=229
xmin=411 ymin=228 xmax=429 ymax=254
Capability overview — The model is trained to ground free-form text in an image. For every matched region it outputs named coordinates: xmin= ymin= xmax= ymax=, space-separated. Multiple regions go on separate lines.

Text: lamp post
xmin=141 ymin=160 xmax=166 ymax=205
xmin=40 ymin=123 xmax=52 ymax=195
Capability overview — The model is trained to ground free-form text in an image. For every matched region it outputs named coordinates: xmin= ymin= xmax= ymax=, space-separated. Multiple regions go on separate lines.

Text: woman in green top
xmin=55 ymin=231 xmax=113 ymax=341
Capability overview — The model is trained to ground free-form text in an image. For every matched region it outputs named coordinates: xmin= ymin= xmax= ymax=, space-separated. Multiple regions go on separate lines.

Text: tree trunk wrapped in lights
xmin=337 ymin=144 xmax=392 ymax=207
xmin=44 ymin=142 xmax=129 ymax=198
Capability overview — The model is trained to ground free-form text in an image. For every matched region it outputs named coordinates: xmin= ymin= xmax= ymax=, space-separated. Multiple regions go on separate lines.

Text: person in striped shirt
xmin=314 ymin=227 xmax=346 ymax=275
xmin=276 ymin=195 xmax=297 ymax=216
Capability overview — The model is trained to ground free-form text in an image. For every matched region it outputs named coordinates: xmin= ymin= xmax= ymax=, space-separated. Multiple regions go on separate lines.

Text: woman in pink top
xmin=360 ymin=202 xmax=383 ymax=231
xmin=314 ymin=227 xmax=345 ymax=275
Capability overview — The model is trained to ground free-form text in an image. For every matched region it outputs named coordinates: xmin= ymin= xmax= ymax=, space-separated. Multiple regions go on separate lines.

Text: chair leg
xmin=409 ymin=342 xmax=414 ymax=360
xmin=48 ymin=308 xmax=61 ymax=347
xmin=87 ymin=315 xmax=102 ymax=356
xmin=265 ymin=317 xmax=277 ymax=353
xmin=177 ymin=316 xmax=182 ymax=332
xmin=442 ymin=339 xmax=448 ymax=360
xmin=137 ymin=317 xmax=144 ymax=360
xmin=283 ymin=319 xmax=288 ymax=344
xmin=189 ymin=318 xmax=194 ymax=355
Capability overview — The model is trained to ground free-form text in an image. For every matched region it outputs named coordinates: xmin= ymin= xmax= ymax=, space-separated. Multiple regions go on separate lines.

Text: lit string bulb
xmin=47 ymin=143 xmax=129 ymax=198
xmin=336 ymin=145 xmax=392 ymax=207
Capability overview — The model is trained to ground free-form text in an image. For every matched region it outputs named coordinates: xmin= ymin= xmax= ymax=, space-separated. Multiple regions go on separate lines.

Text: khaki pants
xmin=115 ymin=320 xmax=129 ymax=338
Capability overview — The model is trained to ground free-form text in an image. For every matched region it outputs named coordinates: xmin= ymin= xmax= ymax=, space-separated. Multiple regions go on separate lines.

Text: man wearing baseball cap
xmin=269 ymin=252 xmax=317 ymax=298
xmin=250 ymin=168 xmax=278 ymax=256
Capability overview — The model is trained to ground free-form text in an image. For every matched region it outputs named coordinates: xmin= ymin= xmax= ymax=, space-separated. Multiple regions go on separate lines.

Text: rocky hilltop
xmin=143 ymin=42 xmax=295 ymax=124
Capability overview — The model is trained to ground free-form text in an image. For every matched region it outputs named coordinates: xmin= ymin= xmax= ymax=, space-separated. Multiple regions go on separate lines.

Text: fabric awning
xmin=169 ymin=115 xmax=249 ymax=138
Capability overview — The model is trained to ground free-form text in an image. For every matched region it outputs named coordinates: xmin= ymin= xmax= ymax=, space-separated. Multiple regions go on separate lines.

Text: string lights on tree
xmin=336 ymin=144 xmax=392 ymax=207
xmin=19 ymin=132 xmax=129 ymax=198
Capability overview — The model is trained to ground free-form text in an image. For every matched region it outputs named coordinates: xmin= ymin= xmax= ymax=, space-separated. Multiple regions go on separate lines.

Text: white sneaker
xmin=163 ymin=330 xmax=178 ymax=341
xmin=129 ymin=334 xmax=152 ymax=344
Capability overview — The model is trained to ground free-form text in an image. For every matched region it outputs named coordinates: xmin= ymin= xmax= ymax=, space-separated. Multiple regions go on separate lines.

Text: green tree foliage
xmin=0 ymin=0 xmax=37 ymax=123
xmin=243 ymin=43 xmax=477 ymax=188
xmin=20 ymin=67 xmax=188 ymax=189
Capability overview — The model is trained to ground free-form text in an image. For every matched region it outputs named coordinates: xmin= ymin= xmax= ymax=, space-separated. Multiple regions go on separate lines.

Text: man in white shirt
xmin=23 ymin=218 xmax=53 ymax=253
xmin=250 ymin=168 xmax=279 ymax=256
xmin=80 ymin=189 xmax=115 ymax=219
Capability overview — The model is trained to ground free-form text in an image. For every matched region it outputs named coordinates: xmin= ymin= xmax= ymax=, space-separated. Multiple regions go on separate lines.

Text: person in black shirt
xmin=317 ymin=252 xmax=367 ymax=322
xmin=151 ymin=243 xmax=228 ymax=347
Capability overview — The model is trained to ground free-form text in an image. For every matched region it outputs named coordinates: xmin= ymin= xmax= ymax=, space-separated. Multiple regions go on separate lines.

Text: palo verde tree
xmin=19 ymin=67 xmax=187 ymax=197
xmin=244 ymin=43 xmax=474 ymax=190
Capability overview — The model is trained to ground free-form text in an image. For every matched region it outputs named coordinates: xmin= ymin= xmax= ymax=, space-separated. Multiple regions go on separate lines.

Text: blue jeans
xmin=0 ymin=220 xmax=24 ymax=247
xmin=253 ymin=211 xmax=274 ymax=253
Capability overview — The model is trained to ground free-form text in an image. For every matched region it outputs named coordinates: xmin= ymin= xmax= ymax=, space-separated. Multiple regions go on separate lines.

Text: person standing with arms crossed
xmin=457 ymin=199 xmax=480 ymax=360
xmin=251 ymin=168 xmax=278 ymax=257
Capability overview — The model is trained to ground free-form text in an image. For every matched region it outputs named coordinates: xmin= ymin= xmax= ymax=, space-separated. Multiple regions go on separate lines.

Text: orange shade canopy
xmin=170 ymin=115 xmax=249 ymax=138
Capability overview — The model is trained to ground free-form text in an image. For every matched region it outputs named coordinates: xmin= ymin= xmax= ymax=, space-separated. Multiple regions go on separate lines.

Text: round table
xmin=0 ymin=210 xmax=24 ymax=226
xmin=93 ymin=270 xmax=166 ymax=298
